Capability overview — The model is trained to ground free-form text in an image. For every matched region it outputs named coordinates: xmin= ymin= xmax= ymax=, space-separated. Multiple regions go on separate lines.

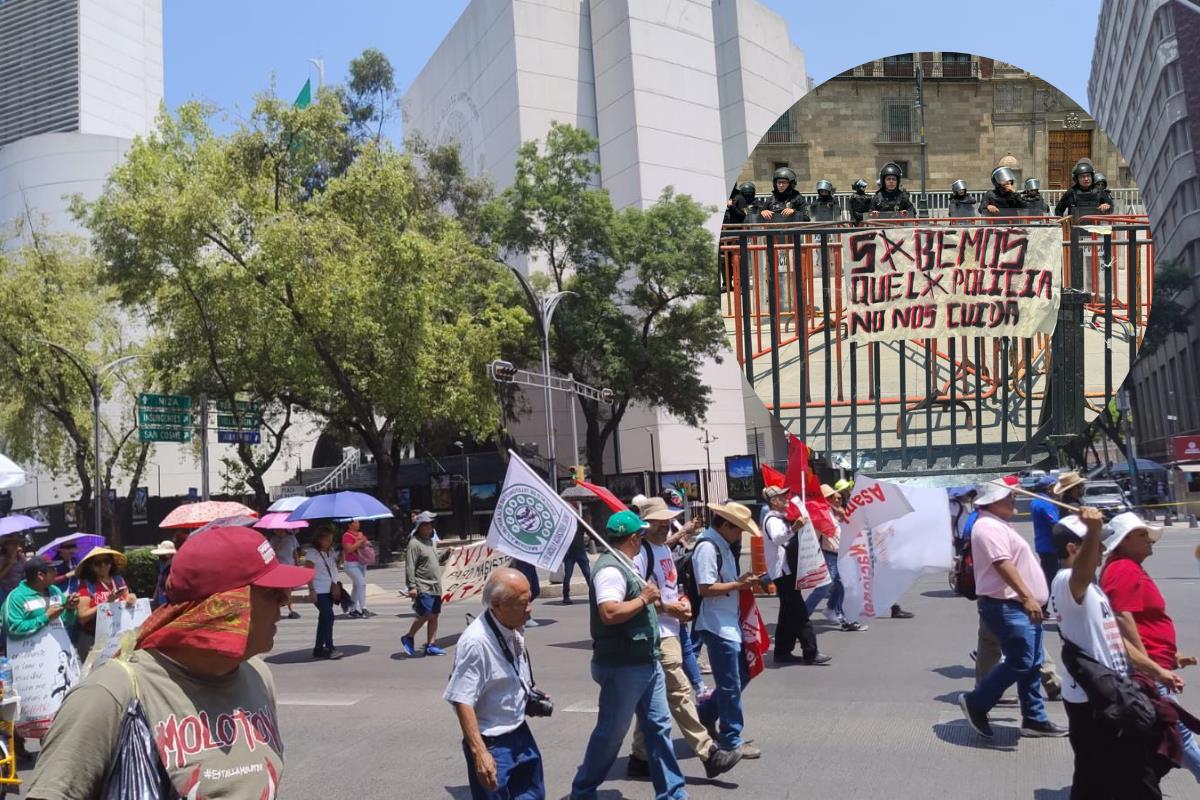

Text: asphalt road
xmin=41 ymin=522 xmax=1200 ymax=799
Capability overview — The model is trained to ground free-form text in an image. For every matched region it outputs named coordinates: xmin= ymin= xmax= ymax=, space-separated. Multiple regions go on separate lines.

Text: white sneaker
xmin=822 ymin=607 xmax=840 ymax=623
xmin=525 ymin=619 xmax=540 ymax=628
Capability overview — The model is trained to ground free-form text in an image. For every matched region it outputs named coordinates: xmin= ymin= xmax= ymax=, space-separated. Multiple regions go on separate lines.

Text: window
xmin=773 ymin=161 xmax=789 ymax=171
xmin=880 ymin=98 xmax=914 ymax=142
xmin=882 ymin=54 xmax=914 ymax=78
xmin=1150 ymin=4 xmax=1175 ymax=44
xmin=891 ymin=161 xmax=909 ymax=178
xmin=994 ymin=84 xmax=1024 ymax=113
xmin=763 ymin=112 xmax=798 ymax=144
xmin=1162 ymin=121 xmax=1192 ymax=166
xmin=941 ymin=52 xmax=972 ymax=78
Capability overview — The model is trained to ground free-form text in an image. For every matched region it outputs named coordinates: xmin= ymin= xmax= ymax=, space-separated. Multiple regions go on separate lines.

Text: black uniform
xmin=723 ymin=191 xmax=759 ymax=225
xmin=848 ymin=190 xmax=872 ymax=224
xmin=948 ymin=194 xmax=977 ymax=218
xmin=810 ymin=195 xmax=840 ymax=222
xmin=980 ymin=189 xmax=1028 ymax=215
xmin=763 ymin=188 xmax=808 ymax=221
xmin=1054 ymin=186 xmax=1113 ymax=216
xmin=1022 ymin=192 xmax=1050 ymax=215
xmin=869 ymin=188 xmax=915 ymax=216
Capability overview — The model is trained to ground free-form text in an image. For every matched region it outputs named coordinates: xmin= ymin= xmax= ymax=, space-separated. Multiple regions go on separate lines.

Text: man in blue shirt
xmin=1029 ymin=476 xmax=1061 ymax=591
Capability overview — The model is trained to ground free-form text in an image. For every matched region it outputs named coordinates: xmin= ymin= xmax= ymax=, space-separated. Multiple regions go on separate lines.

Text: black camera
xmin=525 ymin=687 xmax=554 ymax=718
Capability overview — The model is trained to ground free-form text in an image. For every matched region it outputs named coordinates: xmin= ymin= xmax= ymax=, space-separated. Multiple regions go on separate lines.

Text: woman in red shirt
xmin=74 ymin=547 xmax=138 ymax=661
xmin=341 ymin=520 xmax=372 ymax=618
xmin=1100 ymin=512 xmax=1200 ymax=782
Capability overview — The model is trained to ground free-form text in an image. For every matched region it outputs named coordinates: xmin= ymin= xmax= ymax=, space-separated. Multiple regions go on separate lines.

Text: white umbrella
xmin=0 ymin=453 xmax=26 ymax=490
xmin=267 ymin=495 xmax=308 ymax=513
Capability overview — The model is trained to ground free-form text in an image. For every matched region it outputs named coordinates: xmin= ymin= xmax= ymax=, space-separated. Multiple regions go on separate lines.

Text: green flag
xmin=294 ymin=78 xmax=312 ymax=109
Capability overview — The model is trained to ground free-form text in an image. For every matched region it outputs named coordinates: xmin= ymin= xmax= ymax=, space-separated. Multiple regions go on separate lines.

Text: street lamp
xmin=509 ymin=267 xmax=574 ymax=482
xmin=40 ymin=341 xmax=143 ymax=536
xmin=455 ymin=440 xmax=472 ymax=538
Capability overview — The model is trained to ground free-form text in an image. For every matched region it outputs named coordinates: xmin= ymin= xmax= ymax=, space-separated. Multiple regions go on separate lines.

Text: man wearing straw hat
xmin=958 ymin=480 xmax=1067 ymax=739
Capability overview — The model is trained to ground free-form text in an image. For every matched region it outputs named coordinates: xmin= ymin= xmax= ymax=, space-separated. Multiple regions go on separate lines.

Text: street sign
xmin=218 ymin=430 xmax=261 ymax=444
xmin=216 ymin=413 xmax=261 ymax=429
xmin=139 ymin=427 xmax=193 ymax=443
xmin=137 ymin=410 xmax=193 ymax=427
xmin=215 ymin=399 xmax=262 ymax=413
xmin=138 ymin=393 xmax=192 ymax=410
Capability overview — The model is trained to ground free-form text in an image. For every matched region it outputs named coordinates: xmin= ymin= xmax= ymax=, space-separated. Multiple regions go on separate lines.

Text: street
xmin=257 ymin=522 xmax=1198 ymax=799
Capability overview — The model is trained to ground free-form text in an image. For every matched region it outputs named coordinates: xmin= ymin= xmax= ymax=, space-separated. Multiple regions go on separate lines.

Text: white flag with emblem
xmin=486 ymin=451 xmax=579 ymax=571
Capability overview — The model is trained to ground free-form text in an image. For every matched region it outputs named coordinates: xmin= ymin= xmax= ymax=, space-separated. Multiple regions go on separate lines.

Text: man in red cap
xmin=28 ymin=526 xmax=314 ymax=799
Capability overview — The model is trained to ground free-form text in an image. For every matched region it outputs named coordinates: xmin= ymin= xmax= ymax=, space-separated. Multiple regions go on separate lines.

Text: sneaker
xmin=326 ymin=649 xmax=344 ymax=660
xmin=287 ymin=611 xmax=302 ymax=620
xmin=737 ymin=743 xmax=762 ymax=759
xmin=802 ymin=653 xmax=833 ymax=665
xmin=312 ymin=647 xmax=328 ymax=659
xmin=626 ymin=754 xmax=650 ymax=779
xmin=1020 ymin=718 xmax=1068 ymax=738
xmin=525 ymin=619 xmax=540 ymax=628
xmin=822 ymin=607 xmax=841 ymax=623
xmin=704 ymin=747 xmax=742 ymax=778
xmin=347 ymin=610 xmax=362 ymax=619
xmin=890 ymin=605 xmax=915 ymax=619
xmin=361 ymin=610 xmax=375 ymax=618
xmin=958 ymin=693 xmax=993 ymax=738
xmin=425 ymin=644 xmax=447 ymax=656
xmin=401 ymin=635 xmax=416 ymax=657
xmin=841 ymin=620 xmax=868 ymax=632
xmin=562 ymin=597 xmax=573 ymax=605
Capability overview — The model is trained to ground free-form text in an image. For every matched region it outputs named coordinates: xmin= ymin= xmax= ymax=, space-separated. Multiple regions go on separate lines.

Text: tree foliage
xmin=1140 ymin=258 xmax=1194 ymax=355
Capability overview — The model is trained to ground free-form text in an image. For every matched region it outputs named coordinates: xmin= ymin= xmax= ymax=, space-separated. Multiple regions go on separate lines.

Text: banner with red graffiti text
xmin=841 ymin=225 xmax=1061 ymax=343
xmin=440 ymin=541 xmax=513 ymax=605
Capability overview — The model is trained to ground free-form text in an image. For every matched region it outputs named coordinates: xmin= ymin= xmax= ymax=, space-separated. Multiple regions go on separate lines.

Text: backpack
xmin=639 ymin=541 xmax=655 ymax=583
xmin=679 ymin=539 xmax=722 ymax=613
xmin=949 ymin=532 xmax=976 ymax=600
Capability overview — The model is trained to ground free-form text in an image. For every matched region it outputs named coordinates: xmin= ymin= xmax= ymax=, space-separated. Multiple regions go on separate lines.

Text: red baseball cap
xmin=167 ymin=526 xmax=314 ymax=602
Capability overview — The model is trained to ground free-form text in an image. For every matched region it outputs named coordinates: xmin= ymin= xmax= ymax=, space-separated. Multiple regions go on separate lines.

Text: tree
xmin=345 ymin=47 xmax=397 ymax=142
xmin=490 ymin=124 xmax=726 ymax=481
xmin=80 ymin=67 xmax=530 ymax=558
xmin=1139 ymin=258 xmax=1194 ymax=355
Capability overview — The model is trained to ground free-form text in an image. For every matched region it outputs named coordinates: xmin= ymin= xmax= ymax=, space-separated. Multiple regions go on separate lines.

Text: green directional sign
xmin=138 ymin=393 xmax=192 ymax=410
xmin=138 ymin=409 xmax=193 ymax=427
xmin=215 ymin=399 xmax=262 ymax=413
xmin=139 ymin=427 xmax=193 ymax=443
xmin=217 ymin=413 xmax=261 ymax=429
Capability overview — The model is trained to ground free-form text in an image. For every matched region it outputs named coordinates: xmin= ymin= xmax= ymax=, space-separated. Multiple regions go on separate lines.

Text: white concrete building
xmin=403 ymin=0 xmax=808 ymax=480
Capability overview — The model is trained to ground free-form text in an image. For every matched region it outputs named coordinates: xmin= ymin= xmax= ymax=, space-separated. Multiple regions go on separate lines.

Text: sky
xmin=164 ymin=0 xmax=1102 ymax=129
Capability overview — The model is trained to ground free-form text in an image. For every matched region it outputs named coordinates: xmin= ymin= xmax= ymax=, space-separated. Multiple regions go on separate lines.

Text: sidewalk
xmin=354 ymin=550 xmax=600 ymax=603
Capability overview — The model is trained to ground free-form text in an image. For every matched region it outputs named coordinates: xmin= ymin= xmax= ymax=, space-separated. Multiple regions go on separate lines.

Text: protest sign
xmin=83 ymin=597 xmax=153 ymax=675
xmin=738 ymin=588 xmax=771 ymax=681
xmin=793 ymin=521 xmax=832 ymax=591
xmin=841 ymin=225 xmax=1061 ymax=343
xmin=9 ymin=620 xmax=81 ymax=738
xmin=440 ymin=541 xmax=513 ymax=605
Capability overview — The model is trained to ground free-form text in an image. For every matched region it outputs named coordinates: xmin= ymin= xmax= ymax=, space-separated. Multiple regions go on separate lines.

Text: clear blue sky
xmin=164 ymin=1 xmax=1101 ymax=126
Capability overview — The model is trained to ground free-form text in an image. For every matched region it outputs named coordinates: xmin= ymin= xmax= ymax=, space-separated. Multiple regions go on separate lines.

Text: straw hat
xmin=762 ymin=485 xmax=789 ymax=501
xmin=639 ymin=497 xmax=683 ymax=521
xmin=150 ymin=540 xmax=177 ymax=556
xmin=1052 ymin=471 xmax=1085 ymax=497
xmin=819 ymin=484 xmax=838 ymax=499
xmin=707 ymin=501 xmax=762 ymax=537
xmin=77 ymin=546 xmax=128 ymax=573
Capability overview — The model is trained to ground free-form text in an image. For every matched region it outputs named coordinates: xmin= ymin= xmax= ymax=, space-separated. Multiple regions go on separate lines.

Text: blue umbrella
xmin=36 ymin=533 xmax=106 ymax=561
xmin=0 ymin=514 xmax=42 ymax=537
xmin=1109 ymin=458 xmax=1167 ymax=474
xmin=287 ymin=491 xmax=392 ymax=522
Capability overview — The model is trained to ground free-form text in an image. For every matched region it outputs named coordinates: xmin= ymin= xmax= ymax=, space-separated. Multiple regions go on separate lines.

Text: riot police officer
xmin=810 ymin=179 xmax=840 ymax=222
xmin=1022 ymin=178 xmax=1050 ymax=214
xmin=1094 ymin=172 xmax=1115 ymax=211
xmin=869 ymin=163 xmax=915 ymax=217
xmin=981 ymin=166 xmax=1027 ymax=215
xmin=724 ymin=181 xmax=759 ymax=225
xmin=760 ymin=167 xmax=808 ymax=222
xmin=848 ymin=178 xmax=871 ymax=224
xmin=948 ymin=179 xmax=977 ymax=218
xmin=1054 ymin=161 xmax=1113 ymax=216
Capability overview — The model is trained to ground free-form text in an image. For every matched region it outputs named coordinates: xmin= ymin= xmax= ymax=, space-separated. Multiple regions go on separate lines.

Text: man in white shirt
xmin=626 ymin=498 xmax=742 ymax=780
xmin=444 ymin=567 xmax=546 ymax=799
xmin=761 ymin=487 xmax=831 ymax=665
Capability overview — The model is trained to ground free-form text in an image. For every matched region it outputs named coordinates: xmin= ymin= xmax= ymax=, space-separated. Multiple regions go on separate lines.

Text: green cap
xmin=606 ymin=510 xmax=648 ymax=538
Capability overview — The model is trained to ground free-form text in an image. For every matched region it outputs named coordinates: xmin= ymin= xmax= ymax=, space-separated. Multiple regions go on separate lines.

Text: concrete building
xmin=403 ymin=0 xmax=810 ymax=481
xmin=1089 ymin=0 xmax=1200 ymax=464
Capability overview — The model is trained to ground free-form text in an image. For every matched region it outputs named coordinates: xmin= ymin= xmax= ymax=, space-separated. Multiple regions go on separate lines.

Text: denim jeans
xmin=512 ymin=560 xmax=540 ymax=600
xmin=678 ymin=624 xmax=704 ymax=691
xmin=462 ymin=722 xmax=545 ymax=800
xmin=560 ymin=550 xmax=591 ymax=602
xmin=696 ymin=631 xmax=748 ymax=750
xmin=344 ymin=562 xmax=368 ymax=613
xmin=570 ymin=661 xmax=686 ymax=800
xmin=1157 ymin=683 xmax=1200 ymax=782
xmin=804 ymin=551 xmax=844 ymax=617
xmin=967 ymin=597 xmax=1046 ymax=722
xmin=314 ymin=592 xmax=335 ymax=652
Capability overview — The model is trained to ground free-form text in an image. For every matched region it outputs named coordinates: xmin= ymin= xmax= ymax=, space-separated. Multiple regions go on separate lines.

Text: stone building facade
xmin=740 ymin=52 xmax=1132 ymax=197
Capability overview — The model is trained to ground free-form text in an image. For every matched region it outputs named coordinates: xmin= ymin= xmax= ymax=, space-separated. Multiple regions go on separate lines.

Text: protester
xmin=27 ymin=525 xmax=313 ymax=799
xmin=305 ymin=526 xmax=344 ymax=659
xmin=0 ymin=534 xmax=27 ymax=600
xmin=50 ymin=540 xmax=81 ymax=593
xmin=150 ymin=539 xmax=177 ymax=609
xmin=74 ymin=547 xmax=137 ymax=662
xmin=570 ymin=510 xmax=687 ymax=800
xmin=560 ymin=505 xmax=593 ymax=605
xmin=1100 ymin=512 xmax=1200 ymax=781
xmin=806 ymin=485 xmax=865 ymax=631
xmin=1050 ymin=509 xmax=1162 ymax=798
xmin=444 ymin=567 xmax=546 ymax=800
xmin=695 ymin=501 xmax=764 ymax=759
xmin=1030 ymin=475 xmax=1062 ymax=591
xmin=342 ymin=519 xmax=372 ymax=618
xmin=269 ymin=528 xmax=303 ymax=619
xmin=958 ymin=481 xmax=1066 ymax=739
xmin=403 ymin=510 xmax=447 ymax=656
xmin=762 ymin=487 xmax=830 ymax=668
xmin=627 ymin=498 xmax=742 ymax=780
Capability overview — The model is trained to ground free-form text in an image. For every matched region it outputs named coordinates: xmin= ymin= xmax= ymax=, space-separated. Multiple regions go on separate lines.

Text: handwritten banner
xmin=440 ymin=541 xmax=512 ymax=605
xmin=10 ymin=620 xmax=81 ymax=739
xmin=840 ymin=226 xmax=1061 ymax=343
xmin=83 ymin=598 xmax=153 ymax=676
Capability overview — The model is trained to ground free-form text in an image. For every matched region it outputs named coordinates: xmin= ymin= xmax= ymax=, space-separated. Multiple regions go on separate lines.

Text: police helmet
xmin=772 ymin=167 xmax=797 ymax=189
xmin=1024 ymin=178 xmax=1041 ymax=192
xmin=737 ymin=181 xmax=757 ymax=199
xmin=1094 ymin=172 xmax=1107 ymax=188
xmin=815 ymin=179 xmax=834 ymax=194
xmin=852 ymin=178 xmax=869 ymax=192
xmin=991 ymin=166 xmax=1017 ymax=188
xmin=951 ymin=179 xmax=968 ymax=195
xmin=1072 ymin=161 xmax=1095 ymax=179
xmin=879 ymin=162 xmax=903 ymax=182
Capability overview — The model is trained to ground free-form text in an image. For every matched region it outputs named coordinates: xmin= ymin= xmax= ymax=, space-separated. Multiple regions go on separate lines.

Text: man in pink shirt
xmin=959 ymin=481 xmax=1066 ymax=739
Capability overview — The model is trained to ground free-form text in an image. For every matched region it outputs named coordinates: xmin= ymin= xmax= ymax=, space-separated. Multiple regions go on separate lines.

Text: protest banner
xmin=793 ymin=520 xmax=832 ymax=592
xmin=440 ymin=541 xmax=513 ymax=605
xmin=841 ymin=225 xmax=1061 ymax=343
xmin=738 ymin=588 xmax=771 ymax=681
xmin=9 ymin=620 xmax=81 ymax=738
xmin=487 ymin=451 xmax=579 ymax=571
xmin=82 ymin=598 xmax=153 ymax=675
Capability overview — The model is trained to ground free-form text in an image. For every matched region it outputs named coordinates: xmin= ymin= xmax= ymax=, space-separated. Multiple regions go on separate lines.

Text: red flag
xmin=738 ymin=588 xmax=771 ymax=680
xmin=575 ymin=480 xmax=628 ymax=513
xmin=784 ymin=435 xmax=822 ymax=501
xmin=761 ymin=463 xmax=787 ymax=488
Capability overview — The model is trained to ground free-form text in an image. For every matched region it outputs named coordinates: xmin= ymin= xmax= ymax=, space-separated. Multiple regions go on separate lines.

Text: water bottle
xmin=0 ymin=657 xmax=12 ymax=698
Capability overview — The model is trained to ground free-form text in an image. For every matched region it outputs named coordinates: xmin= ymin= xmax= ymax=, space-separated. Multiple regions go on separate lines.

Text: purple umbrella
xmin=36 ymin=533 xmax=106 ymax=561
xmin=0 ymin=514 xmax=42 ymax=537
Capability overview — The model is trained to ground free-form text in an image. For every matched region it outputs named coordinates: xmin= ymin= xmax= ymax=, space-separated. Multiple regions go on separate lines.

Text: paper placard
xmin=9 ymin=621 xmax=81 ymax=739
xmin=440 ymin=542 xmax=512 ymax=605
xmin=83 ymin=598 xmax=153 ymax=676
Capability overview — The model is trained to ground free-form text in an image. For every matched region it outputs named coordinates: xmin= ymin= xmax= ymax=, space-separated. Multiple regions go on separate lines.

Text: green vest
xmin=589 ymin=552 xmax=659 ymax=667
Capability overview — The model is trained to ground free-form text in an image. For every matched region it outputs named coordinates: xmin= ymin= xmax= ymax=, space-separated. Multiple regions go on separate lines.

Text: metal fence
xmin=718 ymin=215 xmax=1155 ymax=478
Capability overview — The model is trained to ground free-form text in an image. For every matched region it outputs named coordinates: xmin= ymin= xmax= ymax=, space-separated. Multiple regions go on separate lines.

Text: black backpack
xmin=679 ymin=539 xmax=722 ymax=612
xmin=949 ymin=532 xmax=976 ymax=600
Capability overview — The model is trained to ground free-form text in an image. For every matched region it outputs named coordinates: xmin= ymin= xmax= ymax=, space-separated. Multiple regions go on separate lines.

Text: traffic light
xmin=491 ymin=360 xmax=517 ymax=382
xmin=569 ymin=465 xmax=587 ymax=482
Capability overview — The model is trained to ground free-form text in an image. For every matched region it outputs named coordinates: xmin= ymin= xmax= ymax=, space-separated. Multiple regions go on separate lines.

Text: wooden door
xmin=1048 ymin=130 xmax=1093 ymax=189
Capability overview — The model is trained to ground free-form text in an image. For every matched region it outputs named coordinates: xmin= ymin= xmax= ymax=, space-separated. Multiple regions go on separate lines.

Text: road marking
xmin=277 ymin=694 xmax=368 ymax=707
xmin=562 ymin=701 xmax=599 ymax=713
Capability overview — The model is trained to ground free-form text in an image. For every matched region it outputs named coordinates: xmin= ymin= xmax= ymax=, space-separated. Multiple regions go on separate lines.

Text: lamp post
xmin=40 ymin=342 xmax=143 ymax=536
xmin=455 ymin=440 xmax=472 ymax=538
xmin=699 ymin=429 xmax=718 ymax=505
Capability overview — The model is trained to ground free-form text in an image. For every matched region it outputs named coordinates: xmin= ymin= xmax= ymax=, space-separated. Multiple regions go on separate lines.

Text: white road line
xmin=277 ymin=694 xmax=368 ymax=707
xmin=562 ymin=701 xmax=599 ymax=713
